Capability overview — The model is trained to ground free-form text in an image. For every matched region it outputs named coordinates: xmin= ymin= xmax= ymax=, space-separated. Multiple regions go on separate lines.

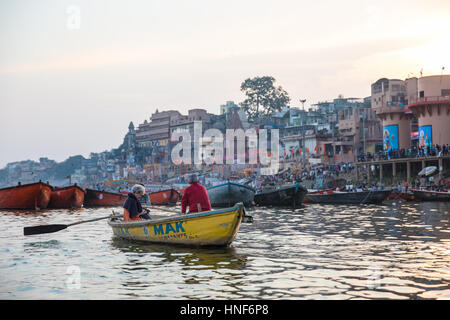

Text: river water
xmin=0 ymin=201 xmax=449 ymax=300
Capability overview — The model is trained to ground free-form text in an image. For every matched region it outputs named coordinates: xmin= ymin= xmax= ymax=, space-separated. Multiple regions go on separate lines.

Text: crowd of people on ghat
xmin=357 ymin=144 xmax=450 ymax=162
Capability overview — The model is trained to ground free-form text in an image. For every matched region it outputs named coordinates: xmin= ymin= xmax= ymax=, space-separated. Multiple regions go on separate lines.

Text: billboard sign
xmin=383 ymin=125 xmax=399 ymax=151
xmin=418 ymin=125 xmax=432 ymax=148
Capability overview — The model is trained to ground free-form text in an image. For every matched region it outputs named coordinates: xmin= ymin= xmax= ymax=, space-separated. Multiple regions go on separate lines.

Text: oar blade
xmin=24 ymin=224 xmax=68 ymax=236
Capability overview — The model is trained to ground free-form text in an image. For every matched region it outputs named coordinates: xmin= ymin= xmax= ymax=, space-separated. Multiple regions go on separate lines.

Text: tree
xmin=239 ymin=76 xmax=290 ymax=121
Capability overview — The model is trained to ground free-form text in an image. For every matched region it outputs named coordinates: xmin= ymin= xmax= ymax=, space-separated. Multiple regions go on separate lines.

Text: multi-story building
xmin=136 ymin=110 xmax=183 ymax=164
xmin=373 ymin=75 xmax=450 ymax=151
xmin=136 ymin=110 xmax=183 ymax=148
xmin=169 ymin=109 xmax=211 ymax=136
xmin=408 ymin=75 xmax=450 ymax=147
xmin=372 ymin=77 xmax=418 ymax=150
xmin=220 ymin=101 xmax=240 ymax=115
xmin=336 ymin=102 xmax=382 ymax=162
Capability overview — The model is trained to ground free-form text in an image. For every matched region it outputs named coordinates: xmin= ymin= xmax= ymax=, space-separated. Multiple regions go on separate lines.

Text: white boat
xmin=207 ymin=182 xmax=255 ymax=207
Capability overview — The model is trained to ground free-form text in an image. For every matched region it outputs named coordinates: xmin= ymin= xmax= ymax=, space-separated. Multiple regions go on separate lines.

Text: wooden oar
xmin=144 ymin=206 xmax=179 ymax=214
xmin=24 ymin=215 xmax=114 ymax=236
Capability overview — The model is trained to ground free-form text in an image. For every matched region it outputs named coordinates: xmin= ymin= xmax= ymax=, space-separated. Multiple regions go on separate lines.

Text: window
xmin=442 ymin=89 xmax=450 ymax=97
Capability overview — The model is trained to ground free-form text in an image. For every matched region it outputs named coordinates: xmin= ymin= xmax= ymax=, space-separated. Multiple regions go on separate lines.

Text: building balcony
xmin=375 ymin=105 xmax=407 ymax=115
xmin=407 ymin=95 xmax=450 ymax=107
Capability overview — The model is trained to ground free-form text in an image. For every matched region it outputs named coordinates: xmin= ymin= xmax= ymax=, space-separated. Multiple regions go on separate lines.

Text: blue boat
xmin=207 ymin=182 xmax=255 ymax=207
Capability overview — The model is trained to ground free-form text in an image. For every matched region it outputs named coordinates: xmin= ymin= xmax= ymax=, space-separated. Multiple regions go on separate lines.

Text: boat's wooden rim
xmin=207 ymin=182 xmax=255 ymax=192
xmin=149 ymin=188 xmax=180 ymax=195
xmin=0 ymin=181 xmax=53 ymax=191
xmin=410 ymin=189 xmax=450 ymax=195
xmin=85 ymin=188 xmax=124 ymax=196
xmin=108 ymin=203 xmax=245 ymax=228
xmin=307 ymin=190 xmax=392 ymax=196
xmin=255 ymin=183 xmax=307 ymax=195
xmin=52 ymin=185 xmax=86 ymax=193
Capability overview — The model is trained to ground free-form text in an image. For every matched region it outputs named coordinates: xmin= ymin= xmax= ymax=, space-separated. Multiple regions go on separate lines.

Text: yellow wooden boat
xmin=108 ymin=202 xmax=250 ymax=247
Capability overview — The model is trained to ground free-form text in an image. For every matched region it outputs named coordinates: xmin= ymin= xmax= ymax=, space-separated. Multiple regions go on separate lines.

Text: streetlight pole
xmin=300 ymin=99 xmax=307 ymax=164
xmin=363 ymin=110 xmax=366 ymax=157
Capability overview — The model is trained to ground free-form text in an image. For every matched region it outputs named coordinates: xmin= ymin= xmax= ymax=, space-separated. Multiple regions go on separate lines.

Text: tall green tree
xmin=239 ymin=76 xmax=290 ymax=121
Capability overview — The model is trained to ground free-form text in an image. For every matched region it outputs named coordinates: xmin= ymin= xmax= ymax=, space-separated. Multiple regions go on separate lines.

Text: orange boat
xmin=83 ymin=188 xmax=126 ymax=207
xmin=48 ymin=185 xmax=86 ymax=209
xmin=303 ymin=189 xmax=334 ymax=204
xmin=387 ymin=191 xmax=417 ymax=201
xmin=0 ymin=181 xmax=52 ymax=210
xmin=149 ymin=188 xmax=180 ymax=205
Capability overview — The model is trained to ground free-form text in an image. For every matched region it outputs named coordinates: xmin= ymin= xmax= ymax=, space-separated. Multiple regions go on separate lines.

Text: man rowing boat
xmin=181 ymin=174 xmax=211 ymax=214
xmin=123 ymin=184 xmax=151 ymax=221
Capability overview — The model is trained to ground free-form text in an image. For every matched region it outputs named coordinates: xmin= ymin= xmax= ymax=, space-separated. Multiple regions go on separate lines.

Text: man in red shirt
xmin=181 ymin=174 xmax=212 ymax=214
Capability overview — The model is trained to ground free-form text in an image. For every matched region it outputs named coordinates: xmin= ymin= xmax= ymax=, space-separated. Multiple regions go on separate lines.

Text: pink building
xmin=408 ymin=75 xmax=450 ymax=147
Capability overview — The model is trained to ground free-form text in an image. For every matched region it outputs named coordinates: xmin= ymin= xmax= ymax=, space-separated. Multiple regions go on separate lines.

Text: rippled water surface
xmin=1 ymin=201 xmax=449 ymax=299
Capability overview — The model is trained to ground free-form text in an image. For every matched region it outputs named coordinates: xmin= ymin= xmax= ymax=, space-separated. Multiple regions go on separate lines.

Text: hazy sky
xmin=1 ymin=0 xmax=449 ymax=168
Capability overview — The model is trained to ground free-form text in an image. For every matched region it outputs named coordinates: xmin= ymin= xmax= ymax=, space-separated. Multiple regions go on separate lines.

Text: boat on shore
xmin=84 ymin=189 xmax=126 ymax=207
xmin=254 ymin=184 xmax=308 ymax=208
xmin=0 ymin=181 xmax=52 ymax=210
xmin=306 ymin=190 xmax=392 ymax=204
xmin=207 ymin=182 xmax=255 ymax=207
xmin=48 ymin=185 xmax=85 ymax=209
xmin=149 ymin=188 xmax=180 ymax=205
xmin=108 ymin=202 xmax=250 ymax=247
xmin=411 ymin=189 xmax=450 ymax=202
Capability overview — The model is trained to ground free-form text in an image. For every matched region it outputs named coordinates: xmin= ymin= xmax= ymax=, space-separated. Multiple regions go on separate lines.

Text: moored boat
xmin=303 ymin=189 xmax=334 ymax=204
xmin=108 ymin=202 xmax=249 ymax=247
xmin=254 ymin=184 xmax=308 ymax=207
xmin=177 ymin=187 xmax=187 ymax=196
xmin=0 ymin=181 xmax=52 ymax=210
xmin=306 ymin=190 xmax=392 ymax=204
xmin=411 ymin=189 xmax=450 ymax=202
xmin=149 ymin=188 xmax=180 ymax=205
xmin=386 ymin=191 xmax=417 ymax=201
xmin=207 ymin=182 xmax=255 ymax=207
xmin=48 ymin=185 xmax=85 ymax=209
xmin=84 ymin=188 xmax=126 ymax=207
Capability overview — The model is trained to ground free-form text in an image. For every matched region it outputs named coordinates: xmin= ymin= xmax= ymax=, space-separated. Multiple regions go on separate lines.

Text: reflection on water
xmin=0 ymin=202 xmax=449 ymax=299
xmin=111 ymin=238 xmax=247 ymax=269
xmin=111 ymin=239 xmax=248 ymax=299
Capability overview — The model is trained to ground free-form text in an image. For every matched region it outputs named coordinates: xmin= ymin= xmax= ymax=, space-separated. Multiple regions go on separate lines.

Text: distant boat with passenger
xmin=306 ymin=189 xmax=392 ymax=204
xmin=207 ymin=182 xmax=255 ymax=207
